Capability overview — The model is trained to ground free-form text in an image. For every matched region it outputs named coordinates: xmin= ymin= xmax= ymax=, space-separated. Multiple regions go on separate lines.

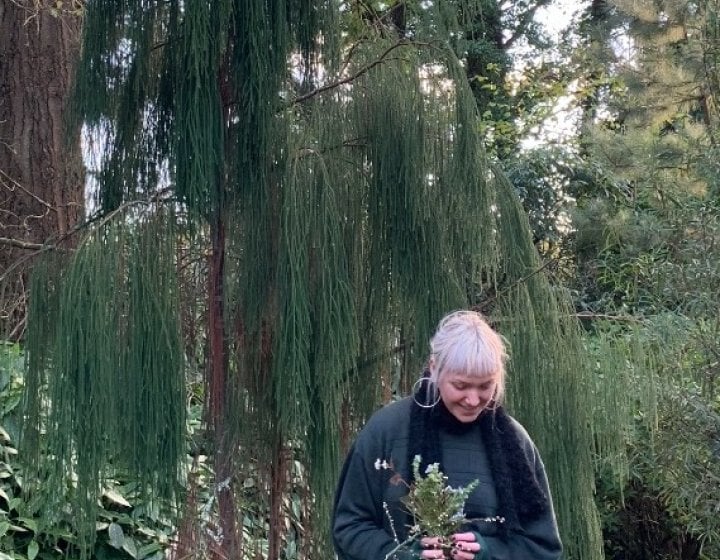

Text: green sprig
xmin=403 ymin=455 xmax=479 ymax=540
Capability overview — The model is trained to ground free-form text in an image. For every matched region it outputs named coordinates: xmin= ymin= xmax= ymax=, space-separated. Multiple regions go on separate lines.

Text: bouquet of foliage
xmin=403 ymin=455 xmax=479 ymax=538
xmin=382 ymin=455 xmax=480 ymax=559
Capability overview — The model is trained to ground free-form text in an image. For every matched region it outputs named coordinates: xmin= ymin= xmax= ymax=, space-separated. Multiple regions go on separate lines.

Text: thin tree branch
xmin=0 ymin=189 xmax=174 ymax=283
xmin=502 ymin=0 xmax=553 ymax=51
xmin=574 ymin=312 xmax=643 ymax=323
xmin=0 ymin=237 xmax=45 ymax=250
xmin=0 ymin=168 xmax=57 ymax=212
xmin=492 ymin=258 xmax=555 ymax=303
xmin=289 ymin=40 xmax=433 ymax=105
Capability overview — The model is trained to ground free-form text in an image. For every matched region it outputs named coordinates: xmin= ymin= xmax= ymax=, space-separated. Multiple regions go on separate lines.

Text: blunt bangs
xmin=428 ymin=310 xmax=508 ymax=403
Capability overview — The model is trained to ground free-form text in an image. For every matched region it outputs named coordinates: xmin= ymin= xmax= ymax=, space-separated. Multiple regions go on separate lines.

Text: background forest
xmin=1 ymin=0 xmax=719 ymax=559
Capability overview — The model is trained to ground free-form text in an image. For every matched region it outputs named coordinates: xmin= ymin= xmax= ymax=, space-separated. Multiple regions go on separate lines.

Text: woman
xmin=333 ymin=310 xmax=562 ymax=560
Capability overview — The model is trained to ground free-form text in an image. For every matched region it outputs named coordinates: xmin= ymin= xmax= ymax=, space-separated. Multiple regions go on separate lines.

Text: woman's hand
xmin=417 ymin=536 xmax=448 ymax=559
xmin=450 ymin=532 xmax=482 ymax=560
xmin=417 ymin=533 xmax=483 ymax=560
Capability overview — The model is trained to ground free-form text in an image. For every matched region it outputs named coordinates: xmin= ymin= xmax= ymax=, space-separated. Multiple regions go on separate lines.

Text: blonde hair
xmin=428 ymin=310 xmax=508 ymax=405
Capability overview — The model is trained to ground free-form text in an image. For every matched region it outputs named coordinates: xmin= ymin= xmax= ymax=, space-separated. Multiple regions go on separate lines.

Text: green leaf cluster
xmin=402 ymin=455 xmax=479 ymax=541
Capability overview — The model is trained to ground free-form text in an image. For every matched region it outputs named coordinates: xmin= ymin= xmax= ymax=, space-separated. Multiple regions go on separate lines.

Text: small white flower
xmin=374 ymin=458 xmax=392 ymax=470
xmin=374 ymin=458 xmax=382 ymax=470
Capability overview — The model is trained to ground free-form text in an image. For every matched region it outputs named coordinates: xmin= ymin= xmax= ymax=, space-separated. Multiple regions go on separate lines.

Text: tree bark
xmin=0 ymin=1 xmax=84 ymax=339
xmin=207 ymin=217 xmax=242 ymax=559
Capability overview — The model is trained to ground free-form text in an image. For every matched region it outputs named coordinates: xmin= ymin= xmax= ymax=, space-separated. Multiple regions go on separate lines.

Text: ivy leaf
xmin=108 ymin=522 xmax=125 ymax=549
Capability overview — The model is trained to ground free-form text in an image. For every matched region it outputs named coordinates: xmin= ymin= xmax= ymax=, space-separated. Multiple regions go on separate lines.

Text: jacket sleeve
xmin=333 ymin=437 xmax=415 ymax=560
xmin=477 ymin=447 xmax=563 ymax=560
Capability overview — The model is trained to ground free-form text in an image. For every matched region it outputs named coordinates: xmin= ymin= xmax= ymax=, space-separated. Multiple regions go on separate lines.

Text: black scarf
xmin=407 ymin=380 xmax=550 ymax=531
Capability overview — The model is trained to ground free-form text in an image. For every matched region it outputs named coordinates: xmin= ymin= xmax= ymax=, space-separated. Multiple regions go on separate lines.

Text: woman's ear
xmin=427 ymin=354 xmax=435 ymax=370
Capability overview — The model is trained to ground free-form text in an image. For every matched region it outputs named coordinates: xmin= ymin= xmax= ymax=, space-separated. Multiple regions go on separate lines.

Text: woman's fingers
xmin=452 ymin=532 xmax=476 ymax=543
xmin=418 ymin=534 xmax=482 ymax=559
xmin=454 ymin=541 xmax=480 ymax=552
xmin=420 ymin=536 xmax=444 ymax=549
xmin=419 ymin=536 xmax=446 ymax=559
xmin=421 ymin=549 xmax=447 ymax=560
xmin=451 ymin=533 xmax=481 ymax=559
xmin=451 ymin=547 xmax=476 ymax=560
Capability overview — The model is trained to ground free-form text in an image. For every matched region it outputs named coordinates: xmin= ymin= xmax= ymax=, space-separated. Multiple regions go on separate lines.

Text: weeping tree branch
xmin=0 ymin=189 xmax=174 ymax=283
xmin=289 ymin=40 xmax=434 ymax=105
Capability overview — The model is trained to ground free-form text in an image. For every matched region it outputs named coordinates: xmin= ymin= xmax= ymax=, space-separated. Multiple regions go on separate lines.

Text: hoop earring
xmin=412 ymin=377 xmax=441 ymax=408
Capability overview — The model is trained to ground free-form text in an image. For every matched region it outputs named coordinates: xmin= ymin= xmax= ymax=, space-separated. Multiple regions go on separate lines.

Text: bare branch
xmin=0 ymin=168 xmax=57 ymax=212
xmin=0 ymin=236 xmax=45 ymax=250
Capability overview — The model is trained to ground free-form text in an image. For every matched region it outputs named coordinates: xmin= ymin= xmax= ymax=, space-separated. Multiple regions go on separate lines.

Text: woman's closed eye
xmin=452 ymin=381 xmax=493 ymax=391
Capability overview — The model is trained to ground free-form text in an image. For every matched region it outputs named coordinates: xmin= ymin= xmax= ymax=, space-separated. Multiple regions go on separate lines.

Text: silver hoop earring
xmin=412 ymin=377 xmax=441 ymax=408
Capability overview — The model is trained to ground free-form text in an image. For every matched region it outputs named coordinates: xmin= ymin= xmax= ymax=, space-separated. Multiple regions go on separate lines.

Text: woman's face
xmin=438 ymin=370 xmax=499 ymax=423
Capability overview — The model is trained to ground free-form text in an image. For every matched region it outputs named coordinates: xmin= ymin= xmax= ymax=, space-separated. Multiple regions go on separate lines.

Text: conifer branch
xmin=0 ymin=189 xmax=174 ymax=283
xmin=289 ymin=40 xmax=434 ymax=105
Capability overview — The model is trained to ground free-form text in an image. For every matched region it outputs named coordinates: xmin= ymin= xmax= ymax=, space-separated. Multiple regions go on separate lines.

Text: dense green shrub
xmin=588 ymin=321 xmax=720 ymax=560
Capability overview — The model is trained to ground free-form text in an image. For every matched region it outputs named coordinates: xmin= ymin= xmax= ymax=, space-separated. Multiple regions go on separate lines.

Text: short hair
xmin=428 ymin=310 xmax=508 ymax=405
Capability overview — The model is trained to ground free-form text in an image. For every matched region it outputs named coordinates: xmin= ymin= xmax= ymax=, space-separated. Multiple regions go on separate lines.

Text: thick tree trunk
xmin=0 ymin=2 xmax=84 ymax=339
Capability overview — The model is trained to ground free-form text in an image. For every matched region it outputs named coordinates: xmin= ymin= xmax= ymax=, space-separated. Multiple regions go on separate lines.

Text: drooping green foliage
xmin=22 ymin=1 xmax=605 ymax=558
xmin=225 ymin=41 xmax=500 ymax=547
xmin=491 ymin=168 xmax=604 ymax=560
xmin=23 ymin=211 xmax=185 ymax=552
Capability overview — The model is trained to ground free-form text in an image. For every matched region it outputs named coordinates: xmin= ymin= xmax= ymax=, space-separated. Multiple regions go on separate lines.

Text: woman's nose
xmin=464 ymin=391 xmax=480 ymax=406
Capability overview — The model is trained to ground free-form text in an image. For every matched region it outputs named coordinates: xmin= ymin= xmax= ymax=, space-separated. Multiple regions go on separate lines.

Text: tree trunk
xmin=0 ymin=1 xmax=84 ymax=340
xmin=269 ymin=438 xmax=292 ymax=560
xmin=207 ymin=217 xmax=241 ymax=559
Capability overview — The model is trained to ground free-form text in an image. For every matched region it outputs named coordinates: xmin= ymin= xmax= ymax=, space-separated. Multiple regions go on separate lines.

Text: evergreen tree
xmin=566 ymin=2 xmax=720 ymax=556
xmin=574 ymin=0 xmax=720 ymax=314
xmin=20 ymin=1 xmax=603 ymax=558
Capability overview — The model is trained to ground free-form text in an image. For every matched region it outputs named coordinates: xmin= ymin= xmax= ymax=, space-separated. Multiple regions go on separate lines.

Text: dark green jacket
xmin=332 ymin=397 xmax=562 ymax=560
